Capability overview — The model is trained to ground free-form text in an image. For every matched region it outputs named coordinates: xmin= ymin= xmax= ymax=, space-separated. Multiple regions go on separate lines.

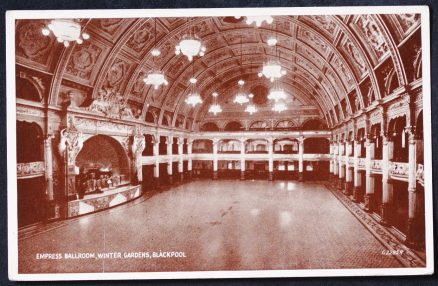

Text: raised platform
xmin=67 ymin=185 xmax=141 ymax=218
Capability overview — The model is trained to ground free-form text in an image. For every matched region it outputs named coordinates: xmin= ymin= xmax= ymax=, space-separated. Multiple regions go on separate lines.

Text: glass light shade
xmin=209 ymin=104 xmax=222 ymax=115
xmin=143 ymin=71 xmax=168 ymax=90
xmin=234 ymin=93 xmax=249 ymax=105
xmin=151 ymin=48 xmax=161 ymax=57
xmin=185 ymin=93 xmax=203 ymax=107
xmin=175 ymin=37 xmax=206 ymax=61
xmin=268 ymin=89 xmax=287 ymax=101
xmin=245 ymin=16 xmax=274 ymax=27
xmin=259 ymin=62 xmax=287 ymax=82
xmin=272 ymin=102 xmax=287 ymax=113
xmin=245 ymin=104 xmax=258 ymax=114
xmin=267 ymin=37 xmax=277 ymax=46
xmin=42 ymin=19 xmax=89 ymax=47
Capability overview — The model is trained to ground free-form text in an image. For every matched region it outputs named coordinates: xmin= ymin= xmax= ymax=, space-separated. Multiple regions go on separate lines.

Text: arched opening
xmin=16 ymin=121 xmax=45 ymax=228
xmin=192 ymin=139 xmax=213 ymax=153
xmin=159 ymin=136 xmax=167 ymax=155
xmin=145 ymin=111 xmax=155 ymax=124
xmin=303 ymin=138 xmax=330 ymax=154
xmin=224 ymin=121 xmax=243 ymax=131
xmin=161 ymin=115 xmax=170 ymax=126
xmin=249 ymin=121 xmax=269 ymax=131
xmin=200 ymin=122 xmax=220 ymax=131
xmin=357 ymin=128 xmax=366 ymax=158
xmin=75 ymin=135 xmax=131 ymax=198
xmin=218 ymin=139 xmax=241 ymax=153
xmin=274 ymin=138 xmax=299 ymax=154
xmin=301 ymin=119 xmax=327 ymax=130
xmin=416 ymin=110 xmax=423 ymax=164
xmin=16 ymin=77 xmax=42 ymax=102
xmin=142 ymin=134 xmax=154 ymax=156
xmin=275 ymin=120 xmax=296 ymax=131
xmin=388 ymin=116 xmax=408 ymax=162
xmin=245 ymin=139 xmax=268 ymax=153
xmin=370 ymin=123 xmax=382 ymax=160
xmin=172 ymin=137 xmax=178 ymax=154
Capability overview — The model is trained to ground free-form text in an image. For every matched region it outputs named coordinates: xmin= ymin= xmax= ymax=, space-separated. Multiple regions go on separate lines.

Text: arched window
xmin=388 ymin=116 xmax=408 ymax=162
xmin=145 ymin=111 xmax=155 ymax=124
xmin=301 ymin=119 xmax=327 ymax=130
xmin=200 ymin=122 xmax=220 ymax=131
xmin=224 ymin=121 xmax=243 ymax=131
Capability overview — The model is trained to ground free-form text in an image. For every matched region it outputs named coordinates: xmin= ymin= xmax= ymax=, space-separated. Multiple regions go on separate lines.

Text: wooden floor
xmin=18 ymin=179 xmax=402 ymax=273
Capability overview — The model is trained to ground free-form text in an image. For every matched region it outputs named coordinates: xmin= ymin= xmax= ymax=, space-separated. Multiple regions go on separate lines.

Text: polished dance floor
xmin=18 ymin=180 xmax=403 ymax=273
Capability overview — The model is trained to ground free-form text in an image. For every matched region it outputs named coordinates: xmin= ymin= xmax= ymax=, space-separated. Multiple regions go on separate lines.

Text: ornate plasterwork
xmin=330 ymin=55 xmax=355 ymax=90
xmin=305 ymin=15 xmax=339 ymax=40
xmin=58 ymin=116 xmax=84 ymax=165
xmin=16 ymin=20 xmax=55 ymax=68
xmin=354 ymin=15 xmax=389 ymax=60
xmin=298 ymin=28 xmax=331 ymax=59
xmin=17 ymin=161 xmax=45 ymax=178
xmin=65 ymin=41 xmax=103 ymax=83
xmin=87 ymin=89 xmax=135 ymax=119
xmin=341 ymin=38 xmax=367 ymax=78
xmin=395 ymin=14 xmax=420 ymax=34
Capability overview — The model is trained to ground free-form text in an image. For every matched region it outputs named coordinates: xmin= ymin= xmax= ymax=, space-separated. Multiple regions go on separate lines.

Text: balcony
xmin=17 ymin=161 xmax=45 ymax=179
xmin=389 ymin=162 xmax=409 ymax=181
xmin=371 ymin=160 xmax=382 ymax=173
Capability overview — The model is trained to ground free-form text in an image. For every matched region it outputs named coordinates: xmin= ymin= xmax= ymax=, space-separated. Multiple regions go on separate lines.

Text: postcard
xmin=6 ymin=6 xmax=433 ymax=280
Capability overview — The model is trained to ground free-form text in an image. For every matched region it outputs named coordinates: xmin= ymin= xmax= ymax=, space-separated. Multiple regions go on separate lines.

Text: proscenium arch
xmin=76 ymin=134 xmax=131 ymax=179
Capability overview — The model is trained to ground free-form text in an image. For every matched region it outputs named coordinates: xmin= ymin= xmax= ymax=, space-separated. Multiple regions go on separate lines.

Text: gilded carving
xmin=343 ymin=38 xmax=367 ymax=76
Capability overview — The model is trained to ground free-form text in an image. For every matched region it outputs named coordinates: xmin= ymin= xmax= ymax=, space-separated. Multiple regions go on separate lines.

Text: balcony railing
xmin=357 ymin=158 xmax=366 ymax=169
xmin=416 ymin=163 xmax=424 ymax=186
xmin=17 ymin=161 xmax=45 ymax=179
xmin=389 ymin=162 xmax=409 ymax=180
xmin=371 ymin=160 xmax=382 ymax=173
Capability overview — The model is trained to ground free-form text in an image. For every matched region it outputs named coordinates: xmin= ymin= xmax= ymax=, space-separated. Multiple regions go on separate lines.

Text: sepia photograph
xmin=6 ymin=6 xmax=434 ymax=280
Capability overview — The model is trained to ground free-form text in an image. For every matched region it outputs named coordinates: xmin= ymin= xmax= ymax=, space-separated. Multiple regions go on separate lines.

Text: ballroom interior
xmin=15 ymin=13 xmax=426 ymax=271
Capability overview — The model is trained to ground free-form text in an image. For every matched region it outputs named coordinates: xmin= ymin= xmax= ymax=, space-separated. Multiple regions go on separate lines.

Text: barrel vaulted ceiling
xmin=15 ymin=14 xmax=422 ymax=130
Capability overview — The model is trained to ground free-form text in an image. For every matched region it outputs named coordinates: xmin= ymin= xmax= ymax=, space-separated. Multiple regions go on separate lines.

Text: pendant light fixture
xmin=144 ymin=18 xmax=168 ymax=90
xmin=209 ymin=54 xmax=222 ymax=115
xmin=245 ymin=93 xmax=257 ymax=115
xmin=233 ymin=35 xmax=249 ymax=105
xmin=175 ymin=18 xmax=206 ymax=62
xmin=185 ymin=60 xmax=203 ymax=107
xmin=41 ymin=19 xmax=90 ymax=47
xmin=245 ymin=15 xmax=273 ymax=27
xmin=258 ymin=25 xmax=286 ymax=82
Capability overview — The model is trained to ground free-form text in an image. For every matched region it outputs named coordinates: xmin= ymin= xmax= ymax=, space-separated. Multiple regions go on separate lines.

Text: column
xmin=240 ymin=138 xmax=246 ymax=180
xmin=364 ymin=136 xmax=375 ymax=212
xmin=268 ymin=139 xmax=274 ymax=181
xmin=153 ymin=139 xmax=160 ymax=188
xmin=344 ymin=141 xmax=353 ymax=195
xmin=44 ymin=135 xmax=58 ymax=219
xmin=380 ymin=133 xmax=393 ymax=226
xmin=333 ymin=142 xmax=339 ymax=186
xmin=352 ymin=139 xmax=362 ymax=202
xmin=329 ymin=142 xmax=334 ymax=181
xmin=406 ymin=127 xmax=419 ymax=247
xmin=167 ymin=137 xmax=173 ymax=184
xmin=212 ymin=138 xmax=219 ymax=180
xmin=178 ymin=138 xmax=184 ymax=181
xmin=298 ymin=137 xmax=304 ymax=182
xmin=187 ymin=140 xmax=193 ymax=179
xmin=338 ymin=141 xmax=345 ymax=189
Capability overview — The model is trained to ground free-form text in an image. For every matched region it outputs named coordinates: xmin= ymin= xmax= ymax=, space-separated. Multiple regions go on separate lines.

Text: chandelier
xmin=185 ymin=61 xmax=203 ymax=107
xmin=267 ymin=37 xmax=277 ymax=46
xmin=245 ymin=93 xmax=257 ymax=115
xmin=209 ymin=56 xmax=222 ymax=115
xmin=272 ymin=101 xmax=287 ymax=113
xmin=245 ymin=16 xmax=274 ymax=27
xmin=268 ymin=88 xmax=287 ymax=101
xmin=175 ymin=19 xmax=206 ymax=62
xmin=144 ymin=70 xmax=168 ymax=90
xmin=185 ymin=92 xmax=203 ymax=106
xmin=258 ymin=62 xmax=287 ymax=82
xmin=144 ymin=18 xmax=168 ymax=90
xmin=41 ymin=19 xmax=90 ymax=47
xmin=209 ymin=102 xmax=223 ymax=115
xmin=233 ymin=80 xmax=249 ymax=105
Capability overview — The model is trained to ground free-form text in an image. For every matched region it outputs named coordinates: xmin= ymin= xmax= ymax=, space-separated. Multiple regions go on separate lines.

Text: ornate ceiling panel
xmin=15 ymin=13 xmax=421 ymax=129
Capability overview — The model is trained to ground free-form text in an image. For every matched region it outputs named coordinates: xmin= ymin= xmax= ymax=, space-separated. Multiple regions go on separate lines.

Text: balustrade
xmin=17 ymin=161 xmax=45 ymax=178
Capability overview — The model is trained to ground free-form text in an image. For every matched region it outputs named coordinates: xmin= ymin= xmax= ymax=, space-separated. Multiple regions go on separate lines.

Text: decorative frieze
xmin=17 ymin=161 xmax=45 ymax=178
